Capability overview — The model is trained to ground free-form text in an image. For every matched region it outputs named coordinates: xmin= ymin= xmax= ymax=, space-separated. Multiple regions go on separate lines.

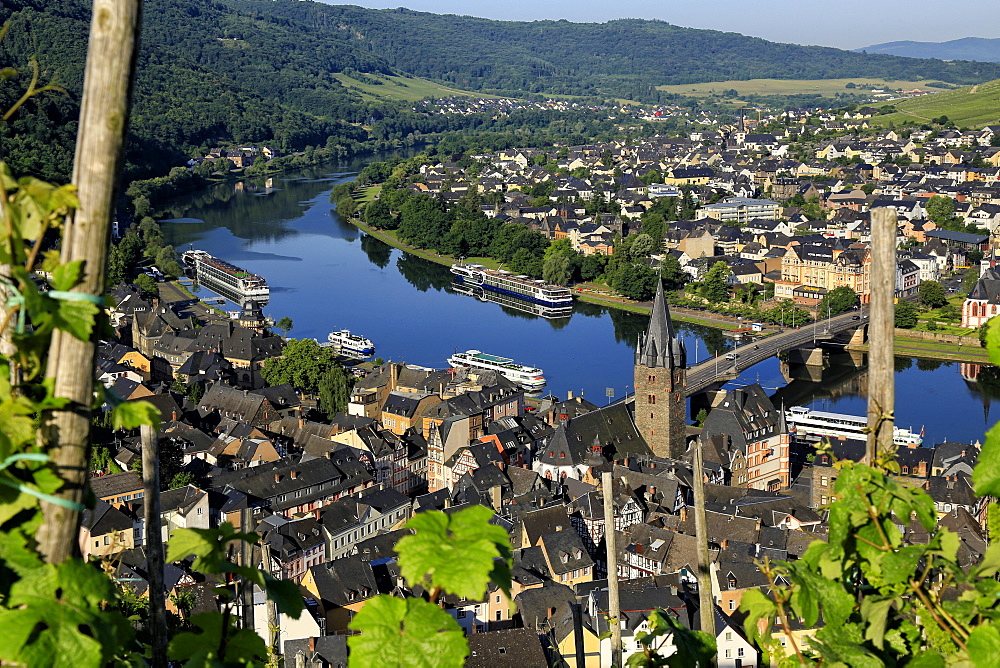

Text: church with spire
xmin=634 ymin=279 xmax=688 ymax=459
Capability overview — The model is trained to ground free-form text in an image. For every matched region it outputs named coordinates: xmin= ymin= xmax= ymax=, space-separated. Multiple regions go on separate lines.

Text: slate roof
xmin=90 ymin=471 xmax=144 ymax=499
xmin=539 ymin=401 xmax=650 ymax=467
xmin=466 ymin=628 xmax=548 ymax=668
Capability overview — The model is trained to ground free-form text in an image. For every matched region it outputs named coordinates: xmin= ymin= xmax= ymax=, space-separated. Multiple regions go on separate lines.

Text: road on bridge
xmin=684 ymin=310 xmax=867 ymax=396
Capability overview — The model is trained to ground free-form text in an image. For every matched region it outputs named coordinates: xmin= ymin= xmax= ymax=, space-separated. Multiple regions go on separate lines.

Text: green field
xmin=655 ymin=77 xmax=937 ymax=99
xmin=871 ymin=78 xmax=1000 ymax=128
xmin=332 ymin=73 xmax=499 ymax=102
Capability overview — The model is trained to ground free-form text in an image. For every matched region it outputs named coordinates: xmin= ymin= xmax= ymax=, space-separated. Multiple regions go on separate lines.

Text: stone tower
xmin=634 ymin=279 xmax=687 ymax=458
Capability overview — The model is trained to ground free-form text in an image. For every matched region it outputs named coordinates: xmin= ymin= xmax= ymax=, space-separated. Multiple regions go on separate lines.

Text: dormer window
xmin=560 ymin=552 xmax=569 ymax=564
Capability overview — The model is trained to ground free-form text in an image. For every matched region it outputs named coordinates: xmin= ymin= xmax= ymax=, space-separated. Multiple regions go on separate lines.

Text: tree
xmin=317 ymin=366 xmax=352 ymax=415
xmin=613 ymin=262 xmax=657 ymax=301
xmin=134 ymin=273 xmax=159 ymax=300
xmin=364 ymin=198 xmax=395 ymax=229
xmin=275 ymin=316 xmax=294 ymax=335
xmin=963 ymin=265 xmax=982 ymax=294
xmin=660 ymin=254 xmax=687 ymax=291
xmin=542 ymin=252 xmax=572 ymax=286
xmin=629 ymin=233 xmax=655 ymax=259
xmin=819 ymin=285 xmax=858 ymax=316
xmin=925 ymin=195 xmax=956 ymax=226
xmin=701 ymin=261 xmax=731 ymax=303
xmin=260 ymin=338 xmax=343 ymax=395
xmin=895 ymin=300 xmax=919 ymax=328
xmin=580 ymin=254 xmax=606 ymax=282
xmin=918 ymin=280 xmax=948 ymax=308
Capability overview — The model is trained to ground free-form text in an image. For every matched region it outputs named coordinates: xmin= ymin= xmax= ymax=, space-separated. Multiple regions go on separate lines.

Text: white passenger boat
xmin=785 ymin=405 xmax=923 ymax=447
xmin=448 ymin=349 xmax=545 ymax=390
xmin=327 ymin=329 xmax=375 ymax=356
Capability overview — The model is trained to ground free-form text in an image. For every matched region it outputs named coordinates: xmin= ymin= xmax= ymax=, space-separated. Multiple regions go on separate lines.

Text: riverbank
xmin=349 ymin=200 xmax=988 ymax=365
xmin=351 ymin=215 xmax=748 ymax=329
xmin=847 ymin=335 xmax=990 ymax=363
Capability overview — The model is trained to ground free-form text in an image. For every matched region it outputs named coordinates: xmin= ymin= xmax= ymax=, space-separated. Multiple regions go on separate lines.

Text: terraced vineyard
xmin=874 ymin=78 xmax=1000 ymax=128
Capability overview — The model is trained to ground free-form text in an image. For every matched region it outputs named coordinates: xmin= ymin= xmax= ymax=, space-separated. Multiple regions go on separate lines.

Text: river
xmin=159 ymin=158 xmax=997 ymax=448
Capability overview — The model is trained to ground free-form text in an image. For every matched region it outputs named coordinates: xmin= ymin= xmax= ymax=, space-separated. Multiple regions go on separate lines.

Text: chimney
xmin=491 ymin=485 xmax=502 ymax=511
xmin=636 ymin=543 xmax=643 ymax=554
xmin=444 ymin=496 xmax=451 ymax=509
xmin=670 ymin=585 xmax=678 ymax=596
xmin=567 ymin=390 xmax=574 ymax=400
xmin=390 ymin=363 xmax=399 ymax=390
xmin=308 ymin=637 xmax=315 ymax=652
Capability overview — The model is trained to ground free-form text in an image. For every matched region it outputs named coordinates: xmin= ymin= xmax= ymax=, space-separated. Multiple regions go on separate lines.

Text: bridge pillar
xmin=785 ymin=347 xmax=826 ymax=367
xmin=849 ymin=323 xmax=868 ymax=346
xmin=689 ymin=389 xmax=729 ymax=420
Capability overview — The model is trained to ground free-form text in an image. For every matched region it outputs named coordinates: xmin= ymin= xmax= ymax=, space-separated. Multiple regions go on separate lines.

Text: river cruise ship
xmin=785 ymin=406 xmax=923 ymax=447
xmin=451 ymin=282 xmax=573 ymax=319
xmin=450 ymin=262 xmax=573 ymax=307
xmin=447 ymin=350 xmax=546 ymax=390
xmin=327 ymin=329 xmax=375 ymax=356
xmin=181 ymin=250 xmax=269 ymax=305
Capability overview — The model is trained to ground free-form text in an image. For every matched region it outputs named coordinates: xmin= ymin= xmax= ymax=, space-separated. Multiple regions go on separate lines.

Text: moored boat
xmin=450 ymin=261 xmax=573 ymax=307
xmin=327 ymin=329 xmax=375 ymax=356
xmin=448 ymin=349 xmax=545 ymax=390
xmin=181 ymin=249 xmax=269 ymax=305
xmin=785 ymin=405 xmax=923 ymax=447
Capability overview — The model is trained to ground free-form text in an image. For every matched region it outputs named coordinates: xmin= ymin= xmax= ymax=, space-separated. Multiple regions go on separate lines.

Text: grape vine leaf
xmin=0 ymin=559 xmax=132 ymax=668
xmin=974 ymin=420 xmax=1000 ymax=497
xmin=396 ymin=505 xmax=512 ymax=600
xmin=168 ymin=612 xmax=267 ymax=666
xmin=347 ymin=596 xmax=468 ymax=668
xmin=967 ymin=622 xmax=1000 ymax=668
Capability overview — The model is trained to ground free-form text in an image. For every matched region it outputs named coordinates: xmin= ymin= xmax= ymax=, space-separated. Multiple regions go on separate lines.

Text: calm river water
xmin=159 ymin=158 xmax=996 ymax=447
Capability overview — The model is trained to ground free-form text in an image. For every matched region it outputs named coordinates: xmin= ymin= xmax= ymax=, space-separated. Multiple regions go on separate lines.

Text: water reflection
xmin=451 ymin=282 xmax=573 ymax=322
xmin=395 ymin=253 xmax=453 ymax=293
xmin=360 ymin=234 xmax=392 ymax=269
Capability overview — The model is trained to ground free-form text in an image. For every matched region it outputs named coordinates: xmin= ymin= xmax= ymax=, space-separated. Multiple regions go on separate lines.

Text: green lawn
xmin=355 ymin=185 xmax=382 ymax=204
xmin=871 ymin=78 xmax=1000 ymax=128
xmin=332 ymin=73 xmax=500 ymax=102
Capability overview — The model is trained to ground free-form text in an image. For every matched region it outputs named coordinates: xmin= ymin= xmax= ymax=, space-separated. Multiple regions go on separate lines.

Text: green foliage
xmin=348 ymin=597 xmax=468 ymax=667
xmin=317 ymin=366 xmax=351 ymax=415
xmin=0 ymin=559 xmax=135 ymax=667
xmin=260 ymin=338 xmax=348 ymax=396
xmin=613 ymin=262 xmax=658 ymax=301
xmin=700 ymin=261 xmax=732 ymax=304
xmin=350 ymin=505 xmax=513 ymax=666
xmin=167 ymin=523 xmax=304 ymax=620
xmin=625 ymin=608 xmax=717 ymax=667
xmin=819 ymin=285 xmax=858 ymax=316
xmin=894 ymin=300 xmax=919 ymax=329
xmin=735 ymin=310 xmax=1000 ymax=666
xmin=274 ymin=316 xmax=293 ymax=335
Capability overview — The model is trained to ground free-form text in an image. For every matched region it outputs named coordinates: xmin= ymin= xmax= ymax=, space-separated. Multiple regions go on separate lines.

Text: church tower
xmin=634 ymin=279 xmax=687 ymax=458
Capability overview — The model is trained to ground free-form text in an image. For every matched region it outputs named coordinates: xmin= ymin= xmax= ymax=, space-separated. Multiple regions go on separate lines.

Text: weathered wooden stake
xmin=141 ymin=424 xmax=167 ymax=668
xmin=602 ymin=469 xmax=622 ymax=668
xmin=37 ymin=0 xmax=142 ymax=562
xmin=693 ymin=440 xmax=717 ymax=664
xmin=867 ymin=207 xmax=897 ymax=464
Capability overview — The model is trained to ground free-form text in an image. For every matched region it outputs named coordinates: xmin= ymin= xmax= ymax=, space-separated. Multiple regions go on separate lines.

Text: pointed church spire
xmin=636 ymin=279 xmax=686 ymax=370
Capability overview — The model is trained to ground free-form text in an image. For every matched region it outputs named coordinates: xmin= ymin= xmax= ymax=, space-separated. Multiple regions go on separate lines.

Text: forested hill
xmin=232 ymin=1 xmax=1000 ymax=96
xmin=5 ymin=0 xmax=1000 ymax=183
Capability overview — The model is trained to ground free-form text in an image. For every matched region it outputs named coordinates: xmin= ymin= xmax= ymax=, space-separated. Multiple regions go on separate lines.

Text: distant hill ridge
xmin=856 ymin=37 xmax=1000 ymax=63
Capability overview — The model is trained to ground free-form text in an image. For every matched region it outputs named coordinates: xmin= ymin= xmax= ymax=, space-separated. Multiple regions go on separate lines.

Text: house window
xmin=726 ymin=649 xmax=732 ymax=658
xmin=197 ymin=508 xmax=203 ymax=515
xmin=648 ymin=394 xmax=656 ymax=405
xmin=496 ymin=610 xmax=502 ymax=621
xmin=458 ymin=610 xmax=466 ymax=618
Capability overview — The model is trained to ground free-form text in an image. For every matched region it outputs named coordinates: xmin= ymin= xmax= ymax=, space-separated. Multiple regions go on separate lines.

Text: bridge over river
xmin=683 ymin=310 xmax=867 ymax=397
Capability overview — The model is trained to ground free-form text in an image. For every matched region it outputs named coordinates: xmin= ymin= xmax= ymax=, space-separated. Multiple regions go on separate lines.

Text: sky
xmin=327 ymin=0 xmax=997 ymax=50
